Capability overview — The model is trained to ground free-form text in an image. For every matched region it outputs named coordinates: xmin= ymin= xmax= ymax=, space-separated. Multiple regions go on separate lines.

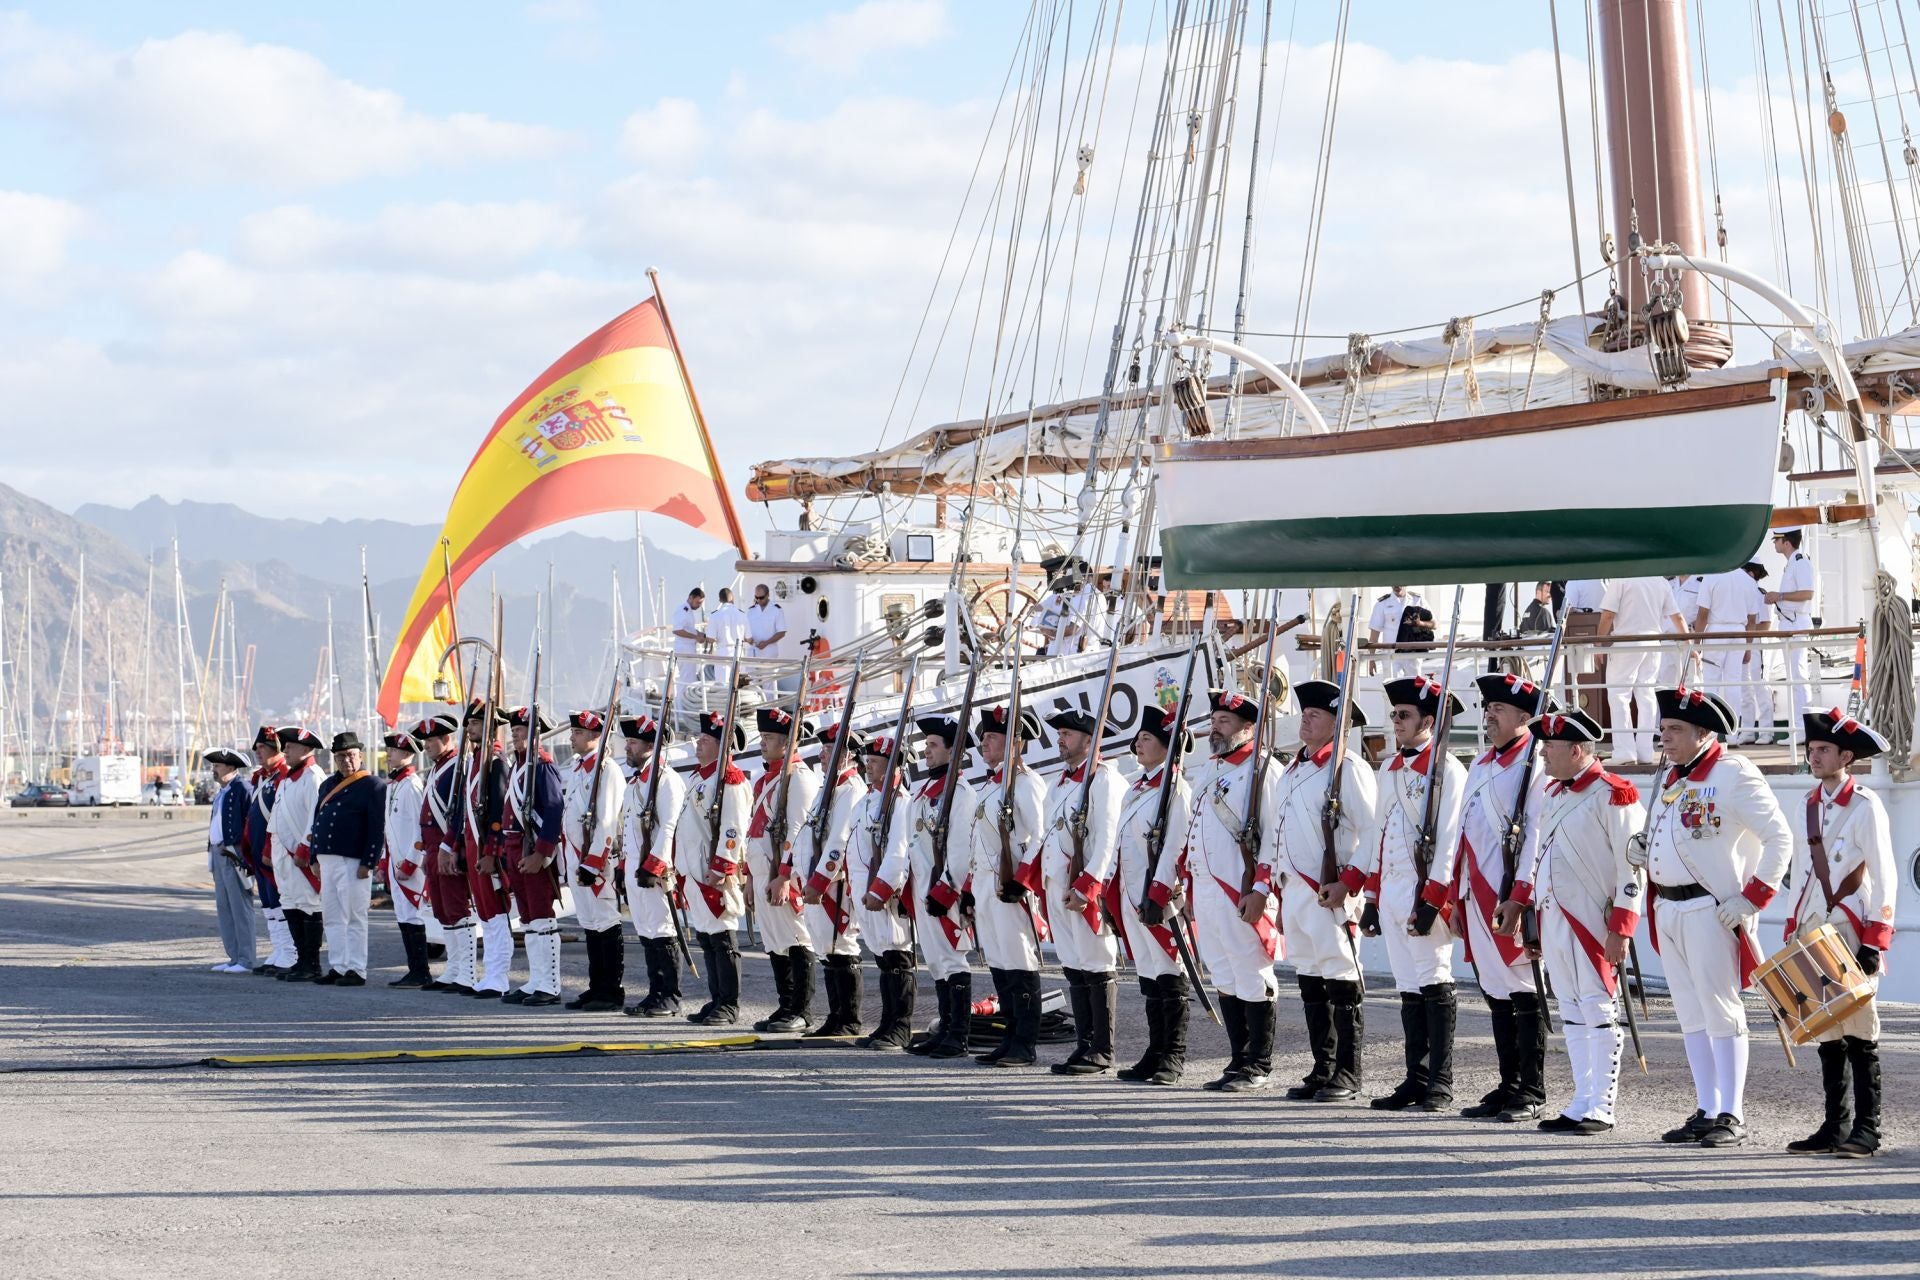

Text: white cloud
xmin=620 ymin=98 xmax=707 ymax=168
xmin=237 ymin=201 xmax=583 ymax=273
xmin=0 ymin=191 xmax=83 ymax=289
xmin=775 ymin=0 xmax=951 ymax=74
xmin=0 ymin=20 xmax=567 ymax=187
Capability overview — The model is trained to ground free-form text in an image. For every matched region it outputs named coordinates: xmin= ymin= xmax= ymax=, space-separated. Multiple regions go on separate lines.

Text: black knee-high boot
xmin=1371 ymin=992 xmax=1427 ymax=1109
xmin=756 ymin=949 xmax=795 ymax=1030
xmin=1318 ymin=979 xmax=1365 ymax=1101
xmin=1837 ymin=1037 xmax=1881 ymax=1157
xmin=1053 ymin=968 xmax=1093 ymax=1070
xmin=1463 ymin=996 xmax=1517 ymax=1117
xmin=787 ymin=946 xmax=817 ymax=1028
xmin=931 ymin=971 xmax=972 ymax=1058
xmin=977 ymin=968 xmax=1015 ymax=1064
xmin=390 ymin=922 xmax=432 ymax=987
xmin=1288 ymin=975 xmax=1333 ymax=1099
xmin=907 ymin=976 xmax=946 ymax=1054
xmin=1206 ymin=995 xmax=1247 ymax=1090
xmin=1117 ymin=977 xmax=1163 ymax=1082
xmin=1155 ymin=974 xmax=1190 ymax=1086
xmin=1507 ymin=990 xmax=1548 ymax=1115
xmin=1788 ymin=1040 xmax=1853 ymax=1153
xmin=1420 ymin=983 xmax=1458 ymax=1110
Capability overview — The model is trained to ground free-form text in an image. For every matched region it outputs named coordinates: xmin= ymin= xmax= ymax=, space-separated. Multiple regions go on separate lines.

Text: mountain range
xmin=1 ymin=484 xmax=737 ymax=773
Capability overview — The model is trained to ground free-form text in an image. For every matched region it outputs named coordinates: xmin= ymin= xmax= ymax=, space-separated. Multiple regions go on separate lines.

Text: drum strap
xmin=1805 ymin=791 xmax=1869 ymax=913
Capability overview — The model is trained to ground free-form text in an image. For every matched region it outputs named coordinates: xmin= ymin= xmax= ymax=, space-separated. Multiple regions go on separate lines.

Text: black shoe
xmin=1050 ymin=1056 xmax=1109 ymax=1077
xmin=687 ymin=1006 xmax=737 ymax=1026
xmin=1416 ymin=1094 xmax=1455 ymax=1113
xmin=757 ymin=1011 xmax=809 ymax=1033
xmin=629 ymin=998 xmax=680 ymax=1019
xmin=1283 ymin=1082 xmax=1326 ymax=1101
xmin=1116 ymin=1058 xmax=1160 ymax=1084
xmin=1460 ymin=1091 xmax=1511 ymax=1119
xmin=441 ymin=984 xmax=475 ymax=997
xmin=1202 ymin=1071 xmax=1243 ymax=1092
xmin=1219 ymin=1071 xmax=1271 ymax=1093
xmin=252 ymin=964 xmax=284 ymax=977
xmin=1834 ymin=1137 xmax=1880 ymax=1158
xmin=519 ymin=992 xmax=561 ymax=1008
xmin=1148 ymin=1062 xmax=1184 ymax=1086
xmin=1497 ymin=1101 xmax=1542 ymax=1123
xmin=1698 ymin=1114 xmax=1748 ymax=1148
xmin=1661 ymin=1109 xmax=1713 ymax=1143
xmin=1312 ymin=1086 xmax=1358 ymax=1103
xmin=336 ymin=972 xmax=366 ymax=987
xmin=574 ymin=995 xmax=623 ymax=1013
xmin=280 ymin=964 xmax=318 ymax=983
xmin=501 ymin=989 xmax=529 ymax=1005
xmin=992 ymin=1047 xmax=1036 ymax=1068
xmin=412 ymin=977 xmax=447 ymax=991
xmin=312 ymin=970 xmax=341 ymax=986
xmin=1370 ymin=1082 xmax=1424 ymax=1111
xmin=857 ymin=1024 xmax=913 ymax=1051
xmin=1786 ymin=1128 xmax=1845 ymax=1155
xmin=1537 ymin=1114 xmax=1581 ymax=1133
xmin=1570 ymin=1118 xmax=1614 ymax=1135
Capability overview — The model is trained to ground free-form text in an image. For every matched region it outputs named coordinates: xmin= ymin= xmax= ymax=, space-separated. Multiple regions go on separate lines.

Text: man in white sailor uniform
xmin=562 ymin=708 xmax=629 ymax=1012
xmin=268 ymin=726 xmax=327 ymax=983
xmin=906 ymin=714 xmax=978 ymax=1058
xmin=748 ymin=705 xmax=822 ymax=1032
xmin=966 ymin=705 xmax=1047 ymax=1068
xmin=1367 ymin=586 xmax=1427 ymax=678
xmin=1275 ymin=680 xmax=1378 ymax=1103
xmin=621 ymin=713 xmax=688 ymax=1018
xmin=1361 ymin=676 xmax=1466 ymax=1113
xmin=850 ymin=731 xmax=916 ymax=1050
xmin=1458 ymin=673 xmax=1551 ymax=1122
xmin=1183 ymin=690 xmax=1283 ymax=1093
xmin=380 ymin=728 xmax=434 ymax=988
xmin=1765 ymin=528 xmax=1818 ymax=745
xmin=797 ymin=722 xmax=870 ymax=1038
xmin=1499 ymin=709 xmax=1642 ymax=1135
xmin=1115 ymin=706 xmax=1194 ymax=1087
xmin=1625 ymin=685 xmax=1792 ymax=1149
xmin=1783 ymin=708 xmax=1897 ymax=1157
xmin=677 ymin=712 xmax=752 ymax=1025
xmin=1038 ymin=708 xmax=1125 ymax=1076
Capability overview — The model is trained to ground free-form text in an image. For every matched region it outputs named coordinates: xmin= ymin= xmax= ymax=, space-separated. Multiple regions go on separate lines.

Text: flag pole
xmin=646 ymin=267 xmax=751 ymax=558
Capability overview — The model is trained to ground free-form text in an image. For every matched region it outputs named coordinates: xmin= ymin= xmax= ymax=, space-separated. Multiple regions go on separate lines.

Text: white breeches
xmin=1378 ymin=873 xmax=1454 ymax=991
xmin=1118 ymin=907 xmax=1183 ymax=982
xmin=1542 ymin=907 xmax=1616 ymax=1028
xmin=1045 ymin=874 xmax=1117 ymax=973
xmin=1659 ymin=895 xmax=1747 ymax=1037
xmin=1190 ymin=871 xmax=1278 ymax=1001
xmin=804 ymin=898 xmax=861 ymax=958
xmin=318 ymin=858 xmax=372 ymax=974
xmin=1279 ymin=875 xmax=1360 ymax=982
xmin=1464 ymin=898 xmax=1535 ymax=1000
xmin=271 ymin=845 xmax=322 ymax=912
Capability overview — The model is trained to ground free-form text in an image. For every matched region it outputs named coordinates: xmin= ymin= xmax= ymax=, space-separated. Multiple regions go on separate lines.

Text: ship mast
xmin=1595 ymin=0 xmax=1727 ymax=367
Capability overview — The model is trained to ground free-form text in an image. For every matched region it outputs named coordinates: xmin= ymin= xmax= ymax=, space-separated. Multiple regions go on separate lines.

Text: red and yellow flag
xmin=378 ymin=294 xmax=748 ymax=725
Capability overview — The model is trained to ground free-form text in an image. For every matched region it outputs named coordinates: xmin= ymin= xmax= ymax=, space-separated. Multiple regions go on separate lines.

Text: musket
xmin=637 ymin=661 xmax=696 ymax=976
xmin=805 ymin=660 xmax=867 ymax=913
xmin=577 ymin=666 xmax=623 ymax=863
xmin=1409 ymin=586 xmax=1466 ymax=912
xmin=1067 ymin=600 xmax=1130 ymax=888
xmin=868 ymin=660 xmax=919 ymax=900
xmin=520 ymin=643 xmax=549 ymax=884
xmin=704 ymin=646 xmax=746 ymax=856
xmin=1139 ymin=620 xmax=1220 ymax=1026
xmin=926 ymin=660 xmax=983 ymax=903
xmin=446 ymin=650 xmax=481 ymax=872
xmin=996 ymin=636 xmax=1030 ymax=902
xmin=1236 ymin=595 xmax=1287 ymax=896
xmin=1318 ymin=593 xmax=1364 ymax=892
xmin=1502 ymin=619 xmax=1568 ymax=1025
xmin=764 ymin=644 xmax=817 ymax=868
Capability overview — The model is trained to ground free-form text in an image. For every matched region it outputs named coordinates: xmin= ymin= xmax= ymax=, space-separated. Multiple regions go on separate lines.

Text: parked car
xmin=9 ymin=783 xmax=72 ymax=809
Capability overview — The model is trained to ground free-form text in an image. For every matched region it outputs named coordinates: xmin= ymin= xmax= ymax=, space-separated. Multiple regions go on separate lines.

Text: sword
xmin=1167 ymin=912 xmax=1220 ymax=1027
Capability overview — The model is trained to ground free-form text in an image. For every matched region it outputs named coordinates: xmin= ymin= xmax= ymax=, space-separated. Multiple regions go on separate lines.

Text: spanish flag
xmin=378 ymin=288 xmax=749 ymax=725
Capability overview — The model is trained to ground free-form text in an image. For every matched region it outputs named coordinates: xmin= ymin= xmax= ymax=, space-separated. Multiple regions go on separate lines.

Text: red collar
xmin=389 ymin=765 xmax=415 ymax=782
xmin=1816 ymin=776 xmax=1856 ymax=807
xmin=1389 ymin=742 xmax=1433 ymax=776
xmin=255 ymin=758 xmax=286 ymax=783
xmin=1295 ymin=741 xmax=1333 ymax=769
xmin=1666 ymin=741 xmax=1723 ymax=787
xmin=1479 ymin=730 xmax=1531 ymax=768
xmin=1215 ymin=742 xmax=1253 ymax=766
xmin=919 ymin=774 xmax=947 ymax=799
xmin=837 ymin=765 xmax=859 ymax=785
xmin=697 ymin=760 xmax=720 ymax=780
xmin=1550 ymin=760 xmax=1604 ymax=796
xmin=1134 ymin=767 xmax=1164 ymax=791
xmin=988 ymin=767 xmax=1004 ymax=784
xmin=576 ymin=752 xmax=597 ymax=773
xmin=1059 ymin=762 xmax=1086 ymax=785
xmin=286 ymin=758 xmax=311 ymax=780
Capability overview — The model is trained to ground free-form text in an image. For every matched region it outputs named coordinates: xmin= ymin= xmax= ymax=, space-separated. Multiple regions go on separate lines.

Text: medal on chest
xmin=1677 ymin=786 xmax=1720 ymax=840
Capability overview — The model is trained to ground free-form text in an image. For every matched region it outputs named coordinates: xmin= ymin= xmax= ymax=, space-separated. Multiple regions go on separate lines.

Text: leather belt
xmin=1653 ymin=882 xmax=1710 ymax=902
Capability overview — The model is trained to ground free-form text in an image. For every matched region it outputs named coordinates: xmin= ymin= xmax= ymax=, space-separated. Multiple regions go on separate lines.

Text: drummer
xmin=1782 ymin=708 xmax=1897 ymax=1158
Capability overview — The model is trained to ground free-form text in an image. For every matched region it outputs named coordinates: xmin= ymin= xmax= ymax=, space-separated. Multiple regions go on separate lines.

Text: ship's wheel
xmin=967 ymin=580 xmax=1043 ymax=646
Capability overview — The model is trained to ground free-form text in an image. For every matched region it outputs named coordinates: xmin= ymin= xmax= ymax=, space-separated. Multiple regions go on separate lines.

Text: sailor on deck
xmin=1766 ymin=529 xmax=1818 ymax=745
xmin=1626 ymin=686 xmax=1793 ymax=1150
xmin=1783 ymin=708 xmax=1897 ymax=1158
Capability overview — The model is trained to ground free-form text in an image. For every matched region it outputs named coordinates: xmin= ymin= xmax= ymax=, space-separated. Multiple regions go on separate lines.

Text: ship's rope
xmin=1547 ymin=0 xmax=1590 ymax=318
xmin=1692 ymin=0 xmax=1732 ymax=329
xmin=1867 ymin=569 xmax=1913 ymax=771
xmin=1279 ymin=0 xmax=1352 ymax=434
xmin=1750 ymin=0 xmax=1796 ymax=298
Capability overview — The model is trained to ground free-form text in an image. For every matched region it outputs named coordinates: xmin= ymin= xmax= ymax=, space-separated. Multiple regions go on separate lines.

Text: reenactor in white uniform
xmin=906 ymin=714 xmax=978 ymax=1058
xmin=1500 ymin=709 xmax=1642 ymax=1135
xmin=850 ymin=732 xmax=916 ymax=1050
xmin=1114 ymin=706 xmax=1193 ymax=1087
xmin=562 ymin=709 xmax=628 ymax=1013
xmin=1766 ymin=529 xmax=1818 ymax=744
xmin=1273 ymin=680 xmax=1378 ymax=1103
xmin=1456 ymin=673 xmax=1550 ymax=1121
xmin=798 ymin=723 xmax=870 ymax=1037
xmin=1783 ymin=708 xmax=1897 ymax=1157
xmin=1626 ymin=686 xmax=1793 ymax=1149
xmin=967 ymin=705 xmax=1046 ymax=1068
xmin=621 ymin=713 xmax=688 ymax=1018
xmin=1362 ymin=676 xmax=1465 ymax=1112
xmin=1184 ymin=690 xmax=1282 ymax=1093
xmin=460 ymin=700 xmax=515 ymax=1000
xmin=500 ymin=708 xmax=564 ymax=1007
xmin=380 ymin=728 xmax=433 ymax=988
xmin=1037 ymin=709 xmax=1125 ymax=1076
xmin=677 ymin=712 xmax=751 ymax=1025
xmin=417 ymin=715 xmax=476 ymax=995
xmin=748 ymin=706 xmax=822 ymax=1032
xmin=268 ymin=726 xmax=326 ymax=983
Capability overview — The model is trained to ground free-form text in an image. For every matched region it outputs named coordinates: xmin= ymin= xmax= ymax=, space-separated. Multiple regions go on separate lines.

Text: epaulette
xmin=1377 ymin=592 xmax=1392 ymax=601
xmin=1603 ymin=772 xmax=1640 ymax=806
xmin=723 ymin=765 xmax=748 ymax=785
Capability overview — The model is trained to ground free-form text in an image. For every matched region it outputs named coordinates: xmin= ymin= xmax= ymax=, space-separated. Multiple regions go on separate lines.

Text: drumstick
xmin=1740 ymin=922 xmax=1799 ymax=1068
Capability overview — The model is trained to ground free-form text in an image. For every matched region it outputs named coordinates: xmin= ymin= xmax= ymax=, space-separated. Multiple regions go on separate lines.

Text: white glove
xmin=1625 ymin=833 xmax=1649 ymax=869
xmin=1715 ymin=895 xmax=1759 ymax=932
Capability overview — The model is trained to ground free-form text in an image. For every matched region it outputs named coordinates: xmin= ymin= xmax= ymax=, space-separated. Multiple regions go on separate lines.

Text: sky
xmin=0 ymin=1 xmax=1882 ymax=558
